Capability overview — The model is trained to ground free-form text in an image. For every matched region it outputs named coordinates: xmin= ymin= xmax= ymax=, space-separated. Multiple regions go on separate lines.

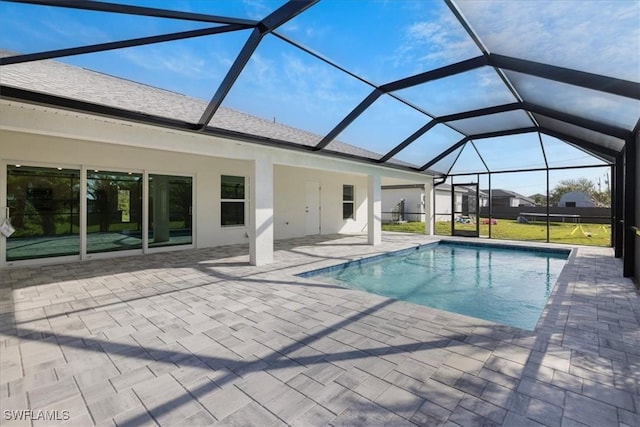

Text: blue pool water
xmin=301 ymin=242 xmax=569 ymax=330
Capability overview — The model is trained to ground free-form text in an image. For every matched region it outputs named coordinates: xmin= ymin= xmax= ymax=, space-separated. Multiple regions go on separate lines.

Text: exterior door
xmin=452 ymin=183 xmax=479 ymax=237
xmin=305 ymin=181 xmax=321 ymax=235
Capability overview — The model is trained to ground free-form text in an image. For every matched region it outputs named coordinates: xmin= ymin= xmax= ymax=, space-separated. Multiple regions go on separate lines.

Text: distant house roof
xmin=434 ymin=183 xmax=488 ymax=197
xmin=483 ymin=189 xmax=536 ymax=205
xmin=435 ymin=183 xmax=466 ymax=193
xmin=0 ymin=50 xmax=419 ymax=169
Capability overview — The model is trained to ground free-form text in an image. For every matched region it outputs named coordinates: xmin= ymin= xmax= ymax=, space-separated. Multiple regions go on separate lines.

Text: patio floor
xmin=1 ymin=233 xmax=638 ymax=426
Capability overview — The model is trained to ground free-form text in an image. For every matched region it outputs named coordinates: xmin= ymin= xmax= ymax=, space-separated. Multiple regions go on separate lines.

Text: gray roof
xmin=484 ymin=189 xmax=536 ymax=204
xmin=0 ymin=50 xmax=416 ymax=168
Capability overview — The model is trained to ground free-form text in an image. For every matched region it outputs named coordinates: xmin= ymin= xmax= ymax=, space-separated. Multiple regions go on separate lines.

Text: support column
xmin=614 ymin=153 xmax=624 ymax=258
xmin=250 ymin=158 xmax=274 ymax=266
xmin=368 ymin=174 xmax=381 ymax=245
xmin=424 ymin=181 xmax=434 ymax=235
xmin=623 ymin=136 xmax=637 ymax=278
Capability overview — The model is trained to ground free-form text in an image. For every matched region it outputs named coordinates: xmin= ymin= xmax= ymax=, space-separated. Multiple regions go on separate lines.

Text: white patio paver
xmin=0 ymin=233 xmax=638 ymax=426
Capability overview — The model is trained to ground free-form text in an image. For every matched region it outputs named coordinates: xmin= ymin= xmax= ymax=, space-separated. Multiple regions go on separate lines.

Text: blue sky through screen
xmin=0 ymin=0 xmax=629 ymax=196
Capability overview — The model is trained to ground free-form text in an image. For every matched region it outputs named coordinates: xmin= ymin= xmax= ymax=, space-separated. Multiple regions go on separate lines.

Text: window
xmin=343 ymin=184 xmax=355 ymax=220
xmin=221 ymin=175 xmax=245 ymax=226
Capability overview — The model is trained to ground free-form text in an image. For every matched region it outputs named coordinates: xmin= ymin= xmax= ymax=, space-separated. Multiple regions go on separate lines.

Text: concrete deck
xmin=1 ymin=233 xmax=638 ymax=426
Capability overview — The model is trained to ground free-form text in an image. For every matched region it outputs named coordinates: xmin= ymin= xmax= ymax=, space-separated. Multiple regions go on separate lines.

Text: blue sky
xmin=1 ymin=0 xmax=636 ymax=196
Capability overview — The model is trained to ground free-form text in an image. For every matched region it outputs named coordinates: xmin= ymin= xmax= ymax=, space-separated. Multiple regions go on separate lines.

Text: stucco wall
xmin=0 ymin=100 xmax=435 ymax=266
xmin=274 ymin=166 xmax=368 ymax=239
xmin=381 ymin=187 xmax=425 ymax=222
xmin=1 ymin=130 xmax=253 ymax=251
xmin=434 ymin=189 xmax=462 ymax=222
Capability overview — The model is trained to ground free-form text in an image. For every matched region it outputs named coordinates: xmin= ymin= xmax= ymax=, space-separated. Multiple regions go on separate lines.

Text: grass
xmin=382 ymin=219 xmax=611 ymax=247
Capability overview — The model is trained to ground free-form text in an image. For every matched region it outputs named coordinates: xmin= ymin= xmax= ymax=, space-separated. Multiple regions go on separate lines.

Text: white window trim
xmin=343 ymin=184 xmax=355 ymax=220
xmin=221 ymin=174 xmax=248 ymax=228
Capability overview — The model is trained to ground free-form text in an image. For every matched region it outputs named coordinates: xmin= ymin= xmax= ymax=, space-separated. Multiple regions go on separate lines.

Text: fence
xmin=478 ymin=206 xmax=611 ymax=224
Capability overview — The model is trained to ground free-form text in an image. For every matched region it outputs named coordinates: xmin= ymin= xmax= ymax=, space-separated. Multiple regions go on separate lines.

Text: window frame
xmin=220 ymin=174 xmax=247 ymax=227
xmin=343 ymin=184 xmax=355 ymax=220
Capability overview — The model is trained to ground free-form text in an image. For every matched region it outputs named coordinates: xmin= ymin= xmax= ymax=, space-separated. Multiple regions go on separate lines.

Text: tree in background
xmin=530 ymin=193 xmax=547 ymax=207
xmin=550 ymin=177 xmax=611 ymax=207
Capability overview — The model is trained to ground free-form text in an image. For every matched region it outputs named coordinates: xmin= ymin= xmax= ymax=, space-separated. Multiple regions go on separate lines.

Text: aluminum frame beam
xmin=489 ymin=54 xmax=640 ymax=100
xmin=196 ymin=0 xmax=318 ymax=128
xmin=614 ymin=152 xmax=624 ymax=258
xmin=537 ymin=127 xmax=618 ymax=161
xmin=314 ymin=89 xmax=383 ymax=150
xmin=380 ymin=56 xmax=488 ymax=93
xmin=0 ymin=25 xmax=250 ymax=66
xmin=378 ymin=120 xmax=438 ymax=163
xmin=622 ymin=138 xmax=637 ymax=277
xmin=0 ymin=85 xmax=200 ymax=131
xmin=0 ymin=86 xmax=423 ymax=175
xmin=420 ymin=127 xmax=539 ymax=171
xmin=420 ymin=137 xmax=469 ymax=171
xmin=379 ymin=101 xmax=629 ymax=164
xmin=524 ymin=103 xmax=631 ymax=139
xmin=4 ymin=0 xmax=258 ymax=25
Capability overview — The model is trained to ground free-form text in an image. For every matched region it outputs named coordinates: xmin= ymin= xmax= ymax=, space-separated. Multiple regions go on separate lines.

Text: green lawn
xmin=382 ymin=219 xmax=611 ymax=247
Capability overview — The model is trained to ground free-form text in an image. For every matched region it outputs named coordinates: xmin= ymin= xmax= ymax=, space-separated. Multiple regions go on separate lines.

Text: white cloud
xmin=241 ymin=0 xmax=276 ymax=20
xmin=456 ymin=0 xmax=640 ymax=81
xmin=392 ymin=3 xmax=479 ymax=73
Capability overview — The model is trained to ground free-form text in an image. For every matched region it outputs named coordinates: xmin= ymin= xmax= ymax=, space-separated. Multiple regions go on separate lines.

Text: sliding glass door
xmin=5 ymin=167 xmax=192 ymax=263
xmin=6 ymin=165 xmax=80 ymax=261
xmin=86 ymin=170 xmax=142 ymax=253
xmin=149 ymin=174 xmax=192 ymax=247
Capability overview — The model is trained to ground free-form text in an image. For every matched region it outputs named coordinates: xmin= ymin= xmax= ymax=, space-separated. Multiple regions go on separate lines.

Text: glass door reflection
xmin=87 ymin=171 xmax=142 ymax=253
xmin=149 ymin=174 xmax=192 ymax=248
xmin=6 ymin=165 xmax=80 ymax=261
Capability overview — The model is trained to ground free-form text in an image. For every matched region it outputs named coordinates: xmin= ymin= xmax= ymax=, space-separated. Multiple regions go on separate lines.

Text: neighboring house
xmin=460 ymin=186 xmax=489 ymax=211
xmin=381 ymin=182 xmax=490 ymax=224
xmin=381 ymin=184 xmax=426 ymax=223
xmin=484 ymin=189 xmax=536 ymax=208
xmin=434 ymin=184 xmax=465 ymax=222
xmin=382 ymin=183 xmax=460 ymax=223
xmin=558 ymin=191 xmax=595 ymax=207
xmin=0 ymin=54 xmax=435 ymax=268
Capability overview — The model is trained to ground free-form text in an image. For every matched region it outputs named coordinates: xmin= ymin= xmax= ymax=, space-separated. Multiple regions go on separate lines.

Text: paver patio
xmin=1 ymin=233 xmax=638 ymax=426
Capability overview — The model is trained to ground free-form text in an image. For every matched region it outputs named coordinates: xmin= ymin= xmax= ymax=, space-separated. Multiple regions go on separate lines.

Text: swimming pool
xmin=299 ymin=241 xmax=570 ymax=330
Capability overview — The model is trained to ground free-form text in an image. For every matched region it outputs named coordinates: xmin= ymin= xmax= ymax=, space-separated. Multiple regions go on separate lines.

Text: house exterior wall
xmin=558 ymin=191 xmax=595 ymax=207
xmin=1 ymin=129 xmax=253 ymax=251
xmin=274 ymin=165 xmax=368 ymax=239
xmin=434 ymin=189 xmax=462 ymax=222
xmin=0 ymin=100 xmax=434 ymax=267
xmin=381 ymin=187 xmax=425 ymax=222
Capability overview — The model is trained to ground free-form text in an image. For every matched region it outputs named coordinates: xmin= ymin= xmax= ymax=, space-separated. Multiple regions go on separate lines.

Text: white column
xmin=368 ymin=174 xmax=382 ymax=245
xmin=250 ymin=158 xmax=274 ymax=266
xmin=424 ymin=181 xmax=434 ymax=235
